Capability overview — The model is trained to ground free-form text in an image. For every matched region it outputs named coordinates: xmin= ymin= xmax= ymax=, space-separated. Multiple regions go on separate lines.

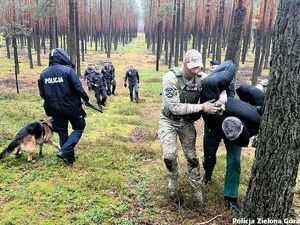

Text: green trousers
xmin=203 ymin=124 xmax=242 ymax=198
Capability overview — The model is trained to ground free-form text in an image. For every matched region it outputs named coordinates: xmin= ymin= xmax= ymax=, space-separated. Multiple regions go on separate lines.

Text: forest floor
xmin=0 ymin=34 xmax=299 ymax=225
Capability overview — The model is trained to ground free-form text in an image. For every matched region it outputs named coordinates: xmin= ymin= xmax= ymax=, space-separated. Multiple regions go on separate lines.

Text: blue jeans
xmin=52 ymin=111 xmax=86 ymax=158
xmin=129 ymin=83 xmax=139 ymax=101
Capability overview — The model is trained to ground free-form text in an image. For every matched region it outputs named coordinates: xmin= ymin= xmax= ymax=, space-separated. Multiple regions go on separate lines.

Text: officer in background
xmin=124 ymin=64 xmax=140 ymax=103
xmin=90 ymin=65 xmax=107 ymax=111
xmin=38 ymin=48 xmax=89 ymax=165
xmin=108 ymin=60 xmax=116 ymax=95
xmin=84 ymin=63 xmax=94 ymax=90
xmin=101 ymin=61 xmax=114 ymax=96
xmin=159 ymin=49 xmax=226 ymax=203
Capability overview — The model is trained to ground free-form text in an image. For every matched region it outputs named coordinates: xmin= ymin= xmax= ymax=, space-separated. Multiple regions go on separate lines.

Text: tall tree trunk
xmin=81 ymin=34 xmax=85 ymax=62
xmin=5 ymin=37 xmax=11 ymax=59
xmin=35 ymin=17 xmax=41 ymax=66
xmin=27 ymin=36 xmax=34 ymax=69
xmin=216 ymin=0 xmax=225 ymax=62
xmin=174 ymin=0 xmax=181 ymax=67
xmin=107 ymin=0 xmax=113 ymax=58
xmin=263 ymin=10 xmax=274 ymax=69
xmin=168 ymin=0 xmax=176 ymax=68
xmin=164 ymin=25 xmax=169 ymax=65
xmin=42 ymin=33 xmax=46 ymax=54
xmin=75 ymin=0 xmax=81 ymax=76
xmin=241 ymin=0 xmax=254 ymax=64
xmin=179 ymin=0 xmax=185 ymax=61
xmin=263 ymin=33 xmax=272 ymax=69
xmin=63 ymin=33 xmax=66 ymax=50
xmin=224 ymin=0 xmax=246 ymax=68
xmin=202 ymin=0 xmax=211 ymax=70
xmin=68 ymin=0 xmax=76 ymax=65
xmin=252 ymin=0 xmax=268 ymax=85
xmin=243 ymin=0 xmax=300 ymax=220
xmin=12 ymin=0 xmax=19 ymax=93
xmin=156 ymin=0 xmax=163 ymax=71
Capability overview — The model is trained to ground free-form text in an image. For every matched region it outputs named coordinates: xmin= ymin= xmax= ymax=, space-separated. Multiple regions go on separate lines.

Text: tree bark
xmin=12 ymin=0 xmax=19 ymax=93
xmin=216 ymin=0 xmax=225 ymax=62
xmin=5 ymin=37 xmax=11 ymax=59
xmin=156 ymin=0 xmax=163 ymax=71
xmin=35 ymin=18 xmax=41 ymax=66
xmin=107 ymin=0 xmax=113 ymax=58
xmin=224 ymin=0 xmax=246 ymax=68
xmin=27 ymin=36 xmax=34 ymax=69
xmin=75 ymin=0 xmax=81 ymax=76
xmin=252 ymin=0 xmax=267 ymax=85
xmin=241 ymin=0 xmax=254 ymax=64
xmin=243 ymin=0 xmax=300 ymax=220
xmin=174 ymin=0 xmax=181 ymax=67
xmin=168 ymin=0 xmax=176 ymax=68
xmin=202 ymin=0 xmax=211 ymax=70
xmin=179 ymin=0 xmax=185 ymax=61
xmin=68 ymin=0 xmax=76 ymax=65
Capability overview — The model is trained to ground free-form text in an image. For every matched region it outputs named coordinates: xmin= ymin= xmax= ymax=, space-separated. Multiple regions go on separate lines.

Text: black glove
xmin=124 ymin=83 xmax=127 ymax=88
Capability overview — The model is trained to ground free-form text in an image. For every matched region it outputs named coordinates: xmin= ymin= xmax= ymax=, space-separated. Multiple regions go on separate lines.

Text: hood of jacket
xmin=49 ymin=48 xmax=75 ymax=69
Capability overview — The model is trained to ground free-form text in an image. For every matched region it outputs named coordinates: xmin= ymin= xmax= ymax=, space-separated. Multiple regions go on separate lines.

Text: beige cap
xmin=184 ymin=49 xmax=203 ymax=69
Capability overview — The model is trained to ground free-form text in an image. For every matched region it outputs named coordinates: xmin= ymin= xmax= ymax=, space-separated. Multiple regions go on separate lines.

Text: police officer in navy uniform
xmin=38 ymin=48 xmax=89 ymax=165
xmin=101 ymin=61 xmax=114 ymax=96
xmin=108 ymin=60 xmax=116 ymax=95
xmin=124 ymin=64 xmax=140 ymax=103
xmin=90 ymin=65 xmax=107 ymax=111
xmin=84 ymin=63 xmax=94 ymax=91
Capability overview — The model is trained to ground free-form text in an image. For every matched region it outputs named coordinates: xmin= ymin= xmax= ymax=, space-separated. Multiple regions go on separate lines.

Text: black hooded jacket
xmin=38 ymin=48 xmax=89 ymax=116
xmin=200 ymin=61 xmax=263 ymax=146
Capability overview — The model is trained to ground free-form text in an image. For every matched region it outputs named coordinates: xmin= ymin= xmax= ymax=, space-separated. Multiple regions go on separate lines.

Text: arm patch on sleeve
xmin=165 ymin=87 xmax=176 ymax=98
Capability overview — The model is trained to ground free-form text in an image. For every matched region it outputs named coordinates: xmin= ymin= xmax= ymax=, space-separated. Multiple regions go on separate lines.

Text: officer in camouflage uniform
xmin=159 ymin=49 xmax=226 ymax=203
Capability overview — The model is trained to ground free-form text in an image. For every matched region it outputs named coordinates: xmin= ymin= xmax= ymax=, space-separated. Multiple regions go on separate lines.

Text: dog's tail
xmin=0 ymin=139 xmax=19 ymax=159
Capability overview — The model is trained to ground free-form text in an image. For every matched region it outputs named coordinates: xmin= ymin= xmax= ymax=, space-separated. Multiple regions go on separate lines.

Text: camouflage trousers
xmin=158 ymin=113 xmax=202 ymax=191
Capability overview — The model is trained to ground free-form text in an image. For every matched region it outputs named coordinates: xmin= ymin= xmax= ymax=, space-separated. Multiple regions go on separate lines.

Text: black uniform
xmin=124 ymin=68 xmax=140 ymax=102
xmin=101 ymin=66 xmax=115 ymax=95
xmin=90 ymin=71 xmax=107 ymax=109
xmin=110 ymin=65 xmax=116 ymax=95
xmin=84 ymin=67 xmax=94 ymax=90
xmin=38 ymin=48 xmax=89 ymax=165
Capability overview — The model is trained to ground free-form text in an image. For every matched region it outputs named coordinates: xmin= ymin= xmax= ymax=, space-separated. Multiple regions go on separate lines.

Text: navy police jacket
xmin=38 ymin=48 xmax=89 ymax=116
xmin=90 ymin=72 xmax=107 ymax=90
xmin=124 ymin=69 xmax=139 ymax=85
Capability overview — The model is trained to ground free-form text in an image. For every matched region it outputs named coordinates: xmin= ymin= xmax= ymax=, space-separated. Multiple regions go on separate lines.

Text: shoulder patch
xmin=165 ymin=87 xmax=176 ymax=98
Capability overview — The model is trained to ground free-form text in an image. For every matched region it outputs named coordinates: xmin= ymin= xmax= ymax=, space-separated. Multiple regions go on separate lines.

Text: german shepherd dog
xmin=0 ymin=118 xmax=60 ymax=162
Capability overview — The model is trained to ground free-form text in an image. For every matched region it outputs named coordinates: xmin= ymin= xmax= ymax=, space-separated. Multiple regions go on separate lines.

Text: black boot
xmin=101 ymin=97 xmax=107 ymax=107
xmin=224 ymin=196 xmax=242 ymax=215
xmin=130 ymin=92 xmax=133 ymax=102
xmin=112 ymin=85 xmax=116 ymax=95
xmin=135 ymin=91 xmax=139 ymax=103
xmin=203 ymin=171 xmax=212 ymax=185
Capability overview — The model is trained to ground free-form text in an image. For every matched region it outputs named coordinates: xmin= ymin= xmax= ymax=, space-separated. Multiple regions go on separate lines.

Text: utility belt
xmin=161 ymin=108 xmax=201 ymax=123
xmin=161 ymin=108 xmax=182 ymax=121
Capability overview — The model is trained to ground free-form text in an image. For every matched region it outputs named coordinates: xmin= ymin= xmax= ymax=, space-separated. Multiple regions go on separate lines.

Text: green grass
xmin=0 ymin=34 xmax=297 ymax=224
